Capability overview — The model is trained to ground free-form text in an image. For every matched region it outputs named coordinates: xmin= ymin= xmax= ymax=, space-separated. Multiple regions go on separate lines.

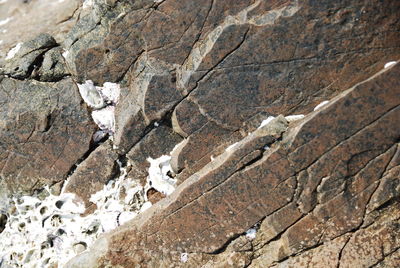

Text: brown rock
xmin=66 ymin=62 xmax=399 ymax=267
xmin=64 ymin=141 xmax=118 ymax=213
xmin=126 ymin=125 xmax=182 ymax=186
xmin=0 ymin=77 xmax=96 ymax=201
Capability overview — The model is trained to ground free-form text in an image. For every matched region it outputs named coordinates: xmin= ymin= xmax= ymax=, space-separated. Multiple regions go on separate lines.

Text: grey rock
xmin=1 ymin=34 xmax=57 ymax=79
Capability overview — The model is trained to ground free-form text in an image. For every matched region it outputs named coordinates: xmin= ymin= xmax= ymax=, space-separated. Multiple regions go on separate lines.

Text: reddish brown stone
xmin=0 ymin=77 xmax=96 ymax=198
xmin=66 ymin=62 xmax=399 ymax=268
xmin=64 ymin=141 xmax=118 ymax=213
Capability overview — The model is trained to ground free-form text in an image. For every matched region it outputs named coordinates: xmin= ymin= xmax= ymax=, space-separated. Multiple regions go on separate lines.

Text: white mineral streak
xmin=285 ymin=114 xmax=305 ymax=122
xmin=177 ymin=0 xmax=300 ymax=89
xmin=0 ymin=160 xmax=147 ymax=267
xmin=0 ymin=17 xmax=11 ymax=26
xmin=5 ymin=42 xmax=22 ymax=60
xmin=258 ymin=116 xmax=276 ymax=129
xmin=313 ymin=100 xmax=329 ymax=111
xmin=226 ymin=141 xmax=239 ymax=152
xmin=62 ymin=49 xmax=69 ymax=59
xmin=384 ymin=61 xmax=397 ymax=69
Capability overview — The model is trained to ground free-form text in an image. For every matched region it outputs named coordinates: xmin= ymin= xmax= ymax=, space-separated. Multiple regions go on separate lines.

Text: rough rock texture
xmin=0 ymin=0 xmax=79 ymax=64
xmin=0 ymin=76 xmax=96 ymax=203
xmin=1 ymin=33 xmax=59 ymax=80
xmin=64 ymin=141 xmax=118 ymax=214
xmin=64 ymin=0 xmax=400 ymax=171
xmin=126 ymin=125 xmax=182 ymax=186
xmin=65 ymin=62 xmax=399 ymax=267
xmin=1 ymin=0 xmax=399 ymax=267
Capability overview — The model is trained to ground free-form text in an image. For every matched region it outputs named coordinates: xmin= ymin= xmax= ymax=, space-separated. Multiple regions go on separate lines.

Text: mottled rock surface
xmin=64 ymin=141 xmax=118 ymax=214
xmin=0 ymin=0 xmax=79 ymax=64
xmin=66 ymin=64 xmax=400 ymax=267
xmin=0 ymin=0 xmax=399 ymax=267
xmin=0 ymin=77 xmax=96 ymax=203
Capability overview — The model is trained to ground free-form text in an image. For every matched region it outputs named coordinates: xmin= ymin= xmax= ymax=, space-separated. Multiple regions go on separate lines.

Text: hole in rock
xmin=55 ymin=200 xmax=64 ymax=209
xmin=0 ymin=214 xmax=7 ymax=233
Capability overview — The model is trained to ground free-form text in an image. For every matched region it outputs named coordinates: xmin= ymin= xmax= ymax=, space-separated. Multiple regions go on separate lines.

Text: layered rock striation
xmin=0 ymin=0 xmax=399 ymax=267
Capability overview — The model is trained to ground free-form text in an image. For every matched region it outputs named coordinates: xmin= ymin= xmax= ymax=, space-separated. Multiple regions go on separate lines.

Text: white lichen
xmin=5 ymin=42 xmax=22 ymax=60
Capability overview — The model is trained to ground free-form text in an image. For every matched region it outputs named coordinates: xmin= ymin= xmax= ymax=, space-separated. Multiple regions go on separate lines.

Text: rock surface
xmin=66 ymin=64 xmax=400 ymax=267
xmin=64 ymin=141 xmax=118 ymax=214
xmin=0 ymin=0 xmax=399 ymax=267
xmin=0 ymin=0 xmax=79 ymax=65
xmin=0 ymin=77 xmax=96 ymax=205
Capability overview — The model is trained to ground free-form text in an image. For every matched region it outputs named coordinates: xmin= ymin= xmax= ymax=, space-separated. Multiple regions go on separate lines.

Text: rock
xmin=37 ymin=47 xmax=69 ymax=82
xmin=0 ymin=213 xmax=7 ymax=233
xmin=66 ymin=62 xmax=399 ymax=267
xmin=1 ymin=0 xmax=400 ymax=267
xmin=108 ymin=0 xmax=400 ymax=177
xmin=1 ymin=34 xmax=57 ymax=79
xmin=64 ymin=141 xmax=118 ymax=214
xmin=0 ymin=77 xmax=96 ymax=203
xmin=0 ymin=0 xmax=80 ymax=64
xmin=126 ymin=125 xmax=183 ymax=186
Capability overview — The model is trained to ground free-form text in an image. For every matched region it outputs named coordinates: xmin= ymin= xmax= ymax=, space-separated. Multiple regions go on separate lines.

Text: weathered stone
xmin=0 ymin=77 xmax=96 ymax=203
xmin=126 ymin=125 xmax=182 ymax=186
xmin=114 ymin=66 xmax=184 ymax=154
xmin=1 ymin=34 xmax=57 ymax=79
xmin=167 ymin=0 xmax=400 ymax=180
xmin=64 ymin=141 xmax=118 ymax=213
xmin=37 ymin=47 xmax=69 ymax=82
xmin=66 ymin=62 xmax=399 ymax=267
xmin=2 ymin=0 xmax=400 ymax=267
xmin=0 ymin=0 xmax=80 ymax=64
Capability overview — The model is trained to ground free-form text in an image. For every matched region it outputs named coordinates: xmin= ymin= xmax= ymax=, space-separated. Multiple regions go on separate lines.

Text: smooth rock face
xmin=66 ymin=63 xmax=400 ymax=267
xmin=0 ymin=77 xmax=96 ymax=202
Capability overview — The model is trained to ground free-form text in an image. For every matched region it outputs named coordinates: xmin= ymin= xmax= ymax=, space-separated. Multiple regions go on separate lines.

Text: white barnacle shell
xmin=77 ymin=80 xmax=105 ymax=109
